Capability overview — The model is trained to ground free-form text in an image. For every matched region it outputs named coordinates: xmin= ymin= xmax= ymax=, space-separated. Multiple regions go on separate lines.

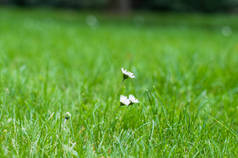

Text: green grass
xmin=0 ymin=7 xmax=238 ymax=157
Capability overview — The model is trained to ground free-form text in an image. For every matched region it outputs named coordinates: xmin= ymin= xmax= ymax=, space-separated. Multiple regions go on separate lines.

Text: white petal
xmin=129 ymin=94 xmax=139 ymax=103
xmin=121 ymin=68 xmax=135 ymax=79
xmin=120 ymin=95 xmax=131 ymax=105
xmin=120 ymin=95 xmax=127 ymax=100
xmin=121 ymin=68 xmax=126 ymax=74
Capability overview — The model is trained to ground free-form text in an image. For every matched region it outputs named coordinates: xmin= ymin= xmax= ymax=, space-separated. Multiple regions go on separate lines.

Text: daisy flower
xmin=120 ymin=95 xmax=131 ymax=106
xmin=65 ymin=112 xmax=71 ymax=120
xmin=121 ymin=68 xmax=135 ymax=80
xmin=129 ymin=94 xmax=139 ymax=105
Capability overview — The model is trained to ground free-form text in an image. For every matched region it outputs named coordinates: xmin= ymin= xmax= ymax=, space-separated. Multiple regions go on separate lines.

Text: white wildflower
xmin=121 ymin=68 xmax=135 ymax=80
xmin=120 ymin=95 xmax=131 ymax=106
xmin=65 ymin=112 xmax=71 ymax=120
xmin=129 ymin=94 xmax=139 ymax=104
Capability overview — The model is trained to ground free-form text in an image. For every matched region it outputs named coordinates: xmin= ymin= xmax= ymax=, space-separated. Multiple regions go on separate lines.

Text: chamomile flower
xmin=65 ymin=112 xmax=71 ymax=120
xmin=129 ymin=94 xmax=139 ymax=104
xmin=121 ymin=68 xmax=135 ymax=80
xmin=120 ymin=95 xmax=131 ymax=106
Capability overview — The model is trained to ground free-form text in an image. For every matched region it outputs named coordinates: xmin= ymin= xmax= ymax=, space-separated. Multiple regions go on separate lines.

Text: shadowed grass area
xmin=0 ymin=7 xmax=238 ymax=157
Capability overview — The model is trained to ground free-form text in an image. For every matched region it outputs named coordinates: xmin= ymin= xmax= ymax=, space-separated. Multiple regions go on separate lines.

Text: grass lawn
xmin=0 ymin=7 xmax=238 ymax=157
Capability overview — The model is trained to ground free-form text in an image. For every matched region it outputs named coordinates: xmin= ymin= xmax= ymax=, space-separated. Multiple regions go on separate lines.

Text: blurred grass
xmin=0 ymin=7 xmax=238 ymax=157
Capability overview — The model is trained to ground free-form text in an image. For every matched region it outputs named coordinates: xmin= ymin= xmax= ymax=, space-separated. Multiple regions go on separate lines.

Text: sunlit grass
xmin=0 ymin=7 xmax=238 ymax=157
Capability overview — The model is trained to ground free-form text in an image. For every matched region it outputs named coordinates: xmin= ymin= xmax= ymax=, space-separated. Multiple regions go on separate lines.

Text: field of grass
xmin=0 ymin=7 xmax=238 ymax=157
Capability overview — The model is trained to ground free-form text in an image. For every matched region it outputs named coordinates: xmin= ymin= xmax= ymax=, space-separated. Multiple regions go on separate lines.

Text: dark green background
xmin=1 ymin=0 xmax=238 ymax=13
